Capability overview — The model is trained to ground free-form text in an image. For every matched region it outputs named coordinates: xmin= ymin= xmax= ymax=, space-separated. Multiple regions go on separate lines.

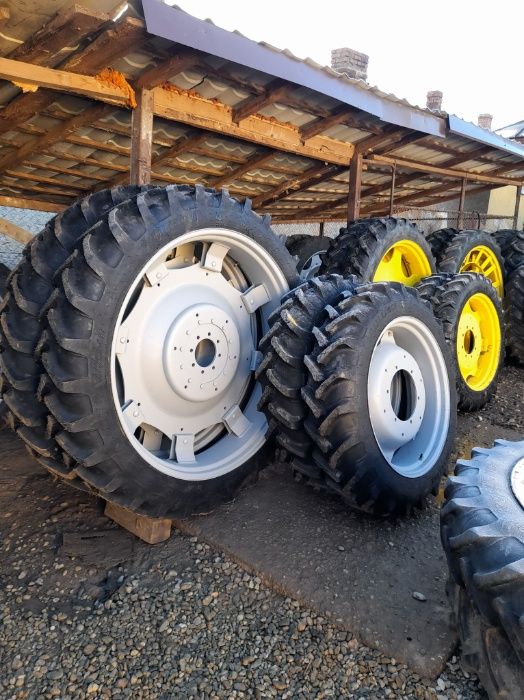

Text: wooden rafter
xmin=210 ymin=149 xmax=275 ymax=188
xmin=136 ymin=50 xmax=201 ymax=89
xmin=232 ymin=79 xmax=289 ymax=124
xmin=299 ymin=105 xmax=382 ymax=141
xmin=252 ymin=163 xmax=342 ymax=208
xmin=0 ymin=216 xmax=33 ymax=245
xmin=0 ymin=194 xmax=67 ymax=211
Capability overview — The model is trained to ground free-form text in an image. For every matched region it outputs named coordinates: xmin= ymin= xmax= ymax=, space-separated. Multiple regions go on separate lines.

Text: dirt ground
xmin=0 ymin=365 xmax=522 ymax=698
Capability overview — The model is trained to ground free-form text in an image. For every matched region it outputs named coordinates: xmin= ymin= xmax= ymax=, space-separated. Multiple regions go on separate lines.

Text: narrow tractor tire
xmin=285 ymin=234 xmax=330 ymax=280
xmin=441 ymin=439 xmax=524 ymax=664
xmin=321 ymin=217 xmax=435 ymax=286
xmin=492 ymin=229 xmax=524 ymax=276
xmin=256 ymin=274 xmax=357 ymax=471
xmin=448 ymin=579 xmax=524 ymax=700
xmin=436 ymin=229 xmax=505 ymax=296
xmin=39 ymin=186 xmax=298 ymax=518
xmin=507 ymin=267 xmax=524 ymax=364
xmin=425 ymin=227 xmax=459 ymax=261
xmin=417 ymin=273 xmax=504 ymax=411
xmin=0 ymin=186 xmax=144 ymax=478
xmin=302 ymin=282 xmax=456 ymax=517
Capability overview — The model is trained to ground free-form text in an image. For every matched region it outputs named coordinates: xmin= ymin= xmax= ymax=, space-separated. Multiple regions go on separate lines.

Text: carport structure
xmin=0 ymin=0 xmax=522 ymax=227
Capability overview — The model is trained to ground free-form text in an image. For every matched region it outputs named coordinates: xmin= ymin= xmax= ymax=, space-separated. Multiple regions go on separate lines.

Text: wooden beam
xmin=232 ymin=79 xmax=289 ymax=124
xmin=389 ymin=164 xmax=396 ymax=216
xmin=514 ymin=185 xmax=523 ymax=229
xmin=0 ymin=57 xmax=134 ymax=107
xmin=130 ymin=88 xmax=154 ymax=185
xmin=210 ymin=149 xmax=275 ymax=188
xmin=136 ymin=50 xmax=200 ymax=90
xmin=0 ymin=216 xmax=33 ymax=245
xmin=252 ymin=163 xmax=341 ymax=208
xmin=153 ymin=86 xmax=354 ymax=165
xmin=4 ymin=168 xmax=89 ymax=191
xmin=347 ymin=152 xmax=363 ymax=223
xmin=299 ymin=106 xmax=382 ymax=142
xmin=458 ymin=178 xmax=467 ymax=228
xmin=0 ymin=195 xmax=65 ymax=212
xmin=366 ymin=154 xmax=523 ymax=186
xmin=355 ymin=127 xmax=408 ymax=155
xmin=0 ymin=104 xmax=113 ymax=175
xmin=0 ymin=6 xmax=9 ymax=25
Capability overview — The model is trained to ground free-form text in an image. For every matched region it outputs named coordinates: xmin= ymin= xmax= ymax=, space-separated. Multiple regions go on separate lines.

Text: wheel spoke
xmin=223 ymin=405 xmax=252 ymax=437
xmin=241 ymin=284 xmax=270 ymax=313
xmin=202 ymin=242 xmax=230 ymax=272
xmin=142 ymin=426 xmax=163 ymax=451
xmin=174 ymin=433 xmax=196 ymax=463
xmin=170 ymin=243 xmax=196 ymax=269
xmin=122 ymin=401 xmax=143 ymax=434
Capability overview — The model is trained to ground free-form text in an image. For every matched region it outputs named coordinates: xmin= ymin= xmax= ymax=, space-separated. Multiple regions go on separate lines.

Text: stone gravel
xmin=1 ymin=534 xmax=483 ymax=700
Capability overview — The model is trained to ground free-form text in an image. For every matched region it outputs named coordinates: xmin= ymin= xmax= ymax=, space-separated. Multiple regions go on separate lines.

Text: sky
xmin=172 ymin=0 xmax=523 ymax=130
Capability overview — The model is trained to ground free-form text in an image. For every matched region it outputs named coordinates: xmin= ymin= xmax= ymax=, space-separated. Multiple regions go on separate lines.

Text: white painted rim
xmin=511 ymin=457 xmax=524 ymax=509
xmin=110 ymin=227 xmax=289 ymax=481
xmin=367 ymin=315 xmax=451 ymax=478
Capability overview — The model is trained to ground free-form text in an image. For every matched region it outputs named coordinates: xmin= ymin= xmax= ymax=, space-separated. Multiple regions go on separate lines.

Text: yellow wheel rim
xmin=456 ymin=292 xmax=501 ymax=391
xmin=372 ymin=240 xmax=432 ymax=286
xmin=459 ymin=245 xmax=504 ymax=298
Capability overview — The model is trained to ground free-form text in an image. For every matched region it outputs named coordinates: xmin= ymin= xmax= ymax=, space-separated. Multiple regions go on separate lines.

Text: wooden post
xmin=347 ymin=152 xmax=363 ymax=224
xmin=514 ymin=185 xmax=522 ymax=229
xmin=130 ymin=87 xmax=154 ymax=185
xmin=389 ymin=163 xmax=396 ymax=216
xmin=319 ymin=221 xmax=325 ymax=236
xmin=458 ymin=178 xmax=467 ymax=229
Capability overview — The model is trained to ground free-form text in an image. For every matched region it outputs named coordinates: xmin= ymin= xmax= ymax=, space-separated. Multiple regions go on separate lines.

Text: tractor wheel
xmin=321 ymin=217 xmax=435 ymax=286
xmin=417 ymin=273 xmax=503 ymax=411
xmin=441 ymin=439 xmax=524 ymax=674
xmin=436 ymin=229 xmax=505 ymax=298
xmin=448 ymin=579 xmax=524 ymax=700
xmin=492 ymin=229 xmax=524 ymax=275
xmin=425 ymin=227 xmax=459 ymax=261
xmin=285 ymin=234 xmax=330 ymax=281
xmin=507 ymin=267 xmax=524 ymax=364
xmin=256 ymin=274 xmax=357 ymax=473
xmin=302 ymin=282 xmax=456 ymax=516
xmin=0 ymin=187 xmax=145 ymax=479
xmin=39 ymin=186 xmax=298 ymax=518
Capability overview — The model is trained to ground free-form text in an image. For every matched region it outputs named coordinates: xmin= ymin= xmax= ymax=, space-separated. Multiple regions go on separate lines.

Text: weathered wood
xmin=0 ymin=194 xmax=65 ymax=212
xmin=458 ymin=178 xmax=467 ymax=228
xmin=0 ymin=6 xmax=9 ymax=25
xmin=5 ymin=168 xmax=89 ymax=191
xmin=232 ymin=78 xmax=289 ymax=124
xmin=136 ymin=50 xmax=200 ymax=89
xmin=153 ymin=86 xmax=354 ymax=166
xmin=130 ymin=88 xmax=154 ymax=185
xmin=105 ymin=501 xmax=171 ymax=544
xmin=210 ymin=149 xmax=275 ymax=188
xmin=0 ymin=216 xmax=33 ymax=245
xmin=514 ymin=185 xmax=523 ymax=228
xmin=0 ymin=91 xmax=57 ymax=136
xmin=300 ymin=106 xmax=382 ymax=142
xmin=252 ymin=163 xmax=341 ymax=208
xmin=389 ymin=163 xmax=396 ymax=216
xmin=347 ymin=152 xmax=363 ymax=223
xmin=355 ymin=127 xmax=408 ymax=155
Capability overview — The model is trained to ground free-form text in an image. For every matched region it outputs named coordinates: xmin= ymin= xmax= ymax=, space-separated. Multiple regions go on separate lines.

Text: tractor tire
xmin=492 ymin=229 xmax=524 ymax=277
xmin=285 ymin=234 xmax=330 ymax=281
xmin=302 ymin=282 xmax=456 ymax=517
xmin=0 ymin=186 xmax=144 ymax=479
xmin=39 ymin=186 xmax=298 ymax=518
xmin=448 ymin=579 xmax=524 ymax=700
xmin=417 ymin=273 xmax=503 ymax=411
xmin=507 ymin=266 xmax=524 ymax=364
xmin=441 ymin=439 xmax=524 ymax=670
xmin=436 ymin=229 xmax=505 ymax=298
xmin=321 ymin=217 xmax=435 ymax=287
xmin=425 ymin=227 xmax=459 ymax=262
xmin=256 ymin=274 xmax=357 ymax=473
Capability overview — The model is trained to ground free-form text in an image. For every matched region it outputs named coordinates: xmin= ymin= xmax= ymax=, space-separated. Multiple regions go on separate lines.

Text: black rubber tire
xmin=256 ymin=274 xmax=357 ymax=473
xmin=0 ymin=187 xmax=145 ymax=479
xmin=285 ymin=234 xmax=330 ymax=280
xmin=436 ymin=229 xmax=505 ymax=292
xmin=39 ymin=185 xmax=298 ymax=518
xmin=492 ymin=229 xmax=524 ymax=277
xmin=507 ymin=266 xmax=524 ymax=364
xmin=417 ymin=272 xmax=504 ymax=411
xmin=441 ymin=439 xmax=524 ymax=665
xmin=0 ymin=262 xmax=10 ymax=297
xmin=448 ymin=579 xmax=524 ymax=700
xmin=302 ymin=282 xmax=457 ymax=517
xmin=425 ymin=227 xmax=459 ymax=262
xmin=320 ymin=217 xmax=436 ymax=284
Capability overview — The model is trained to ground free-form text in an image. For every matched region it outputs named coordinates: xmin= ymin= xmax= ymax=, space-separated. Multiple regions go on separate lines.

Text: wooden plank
xmin=136 ymin=50 xmax=200 ymax=89
xmin=458 ymin=178 xmax=467 ymax=228
xmin=252 ymin=163 xmax=341 ymax=208
xmin=153 ymin=86 xmax=354 ymax=166
xmin=129 ymin=88 xmax=154 ymax=185
xmin=366 ymin=154 xmax=523 ymax=186
xmin=0 ymin=104 xmax=113 ymax=175
xmin=4 ymin=168 xmax=89 ymax=191
xmin=0 ymin=91 xmax=57 ymax=136
xmin=355 ymin=127 xmax=409 ymax=155
xmin=232 ymin=78 xmax=289 ymax=124
xmin=0 ymin=216 xmax=33 ymax=245
xmin=210 ymin=149 xmax=275 ymax=188
xmin=31 ymin=161 xmax=109 ymax=182
xmin=0 ymin=57 xmax=134 ymax=107
xmin=389 ymin=164 xmax=396 ymax=216
xmin=347 ymin=152 xmax=363 ymax=222
xmin=300 ymin=105 xmax=381 ymax=142
xmin=105 ymin=501 xmax=171 ymax=544
xmin=0 ymin=6 xmax=9 ymax=25
xmin=8 ymin=4 xmax=110 ymax=67
xmin=0 ymin=194 xmax=65 ymax=212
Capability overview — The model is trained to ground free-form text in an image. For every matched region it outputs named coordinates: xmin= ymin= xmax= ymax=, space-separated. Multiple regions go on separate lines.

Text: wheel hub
xmin=165 ymin=304 xmax=241 ymax=402
xmin=511 ymin=458 xmax=524 ymax=510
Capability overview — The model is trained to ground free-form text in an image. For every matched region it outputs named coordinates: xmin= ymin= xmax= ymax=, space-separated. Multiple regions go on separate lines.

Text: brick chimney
xmin=478 ymin=113 xmax=493 ymax=130
xmin=331 ymin=48 xmax=368 ymax=82
xmin=426 ymin=90 xmax=443 ymax=111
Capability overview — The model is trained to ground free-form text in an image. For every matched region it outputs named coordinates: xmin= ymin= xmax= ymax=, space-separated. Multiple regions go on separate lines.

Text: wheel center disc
xmin=511 ymin=458 xmax=524 ymax=510
xmin=164 ymin=304 xmax=241 ymax=402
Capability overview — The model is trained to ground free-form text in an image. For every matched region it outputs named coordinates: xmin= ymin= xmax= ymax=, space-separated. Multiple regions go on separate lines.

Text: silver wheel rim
xmin=367 ymin=316 xmax=451 ymax=478
xmin=511 ymin=458 xmax=524 ymax=509
xmin=299 ymin=251 xmax=326 ymax=281
xmin=110 ymin=227 xmax=289 ymax=481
